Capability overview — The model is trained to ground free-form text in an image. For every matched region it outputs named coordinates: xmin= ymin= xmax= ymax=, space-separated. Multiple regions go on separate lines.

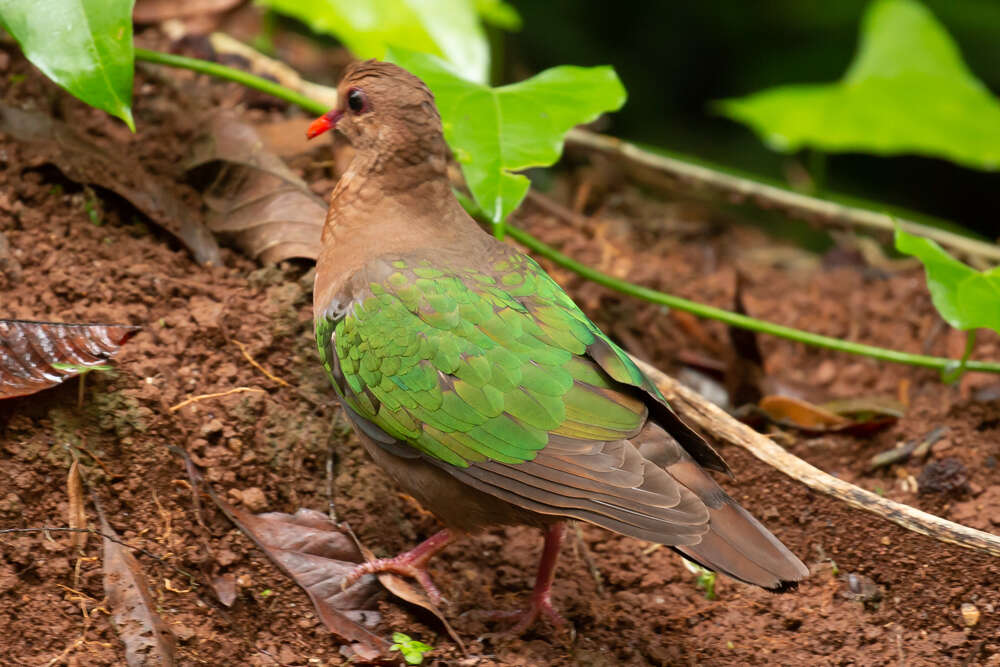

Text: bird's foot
xmin=341 ymin=529 xmax=454 ymax=607
xmin=465 ymin=589 xmax=569 ymax=637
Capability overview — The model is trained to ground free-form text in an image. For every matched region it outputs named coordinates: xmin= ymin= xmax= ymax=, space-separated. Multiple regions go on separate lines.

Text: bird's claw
xmin=464 ymin=592 xmax=571 ymax=638
xmin=342 ymin=557 xmax=445 ymax=607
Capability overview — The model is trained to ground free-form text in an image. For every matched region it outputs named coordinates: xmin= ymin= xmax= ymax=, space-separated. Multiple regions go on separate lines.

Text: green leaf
xmin=257 ymin=0 xmax=492 ymax=83
xmin=474 ymin=0 xmax=521 ymax=30
xmin=388 ymin=48 xmax=626 ymax=229
xmin=389 ymin=632 xmax=433 ymax=665
xmin=0 ymin=0 xmax=136 ymax=131
xmin=716 ymin=0 xmax=1000 ymax=170
xmin=895 ymin=226 xmax=1000 ymax=333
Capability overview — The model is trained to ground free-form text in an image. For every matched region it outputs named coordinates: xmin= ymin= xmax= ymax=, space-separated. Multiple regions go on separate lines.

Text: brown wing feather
xmin=637 ymin=426 xmax=809 ymax=589
xmin=442 ymin=442 xmax=711 ymax=546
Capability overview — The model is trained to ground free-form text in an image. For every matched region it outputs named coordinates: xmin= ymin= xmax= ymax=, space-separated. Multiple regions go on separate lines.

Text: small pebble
xmin=961 ymin=602 xmax=980 ymax=627
xmin=240 ymin=486 xmax=268 ymax=512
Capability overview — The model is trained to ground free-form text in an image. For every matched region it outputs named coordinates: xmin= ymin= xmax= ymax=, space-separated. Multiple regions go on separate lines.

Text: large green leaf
xmin=388 ymin=48 xmax=626 ymax=228
xmin=258 ymin=0 xmax=492 ymax=83
xmin=0 ymin=0 xmax=135 ymax=130
xmin=895 ymin=227 xmax=1000 ymax=333
xmin=717 ymin=0 xmax=1000 ymax=170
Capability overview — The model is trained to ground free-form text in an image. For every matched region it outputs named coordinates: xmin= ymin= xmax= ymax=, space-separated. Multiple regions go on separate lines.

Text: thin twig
xmin=565 ymin=128 xmax=1000 ymax=266
xmin=571 ymin=522 xmax=604 ymax=594
xmin=169 ymin=387 xmax=267 ymax=412
xmin=233 ymin=340 xmax=291 ymax=387
xmin=630 ymin=356 xmax=1000 ymax=559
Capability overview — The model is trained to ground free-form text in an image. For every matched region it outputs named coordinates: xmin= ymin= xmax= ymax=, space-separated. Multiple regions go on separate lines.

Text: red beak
xmin=306 ymin=109 xmax=343 ymax=139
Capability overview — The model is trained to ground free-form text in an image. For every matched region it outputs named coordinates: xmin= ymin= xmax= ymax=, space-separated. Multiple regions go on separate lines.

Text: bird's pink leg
xmin=470 ymin=522 xmax=569 ymax=635
xmin=343 ymin=529 xmax=454 ymax=606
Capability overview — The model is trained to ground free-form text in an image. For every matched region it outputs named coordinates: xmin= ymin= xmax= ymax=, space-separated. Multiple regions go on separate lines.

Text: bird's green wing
xmin=317 ymin=252 xmax=649 ymax=469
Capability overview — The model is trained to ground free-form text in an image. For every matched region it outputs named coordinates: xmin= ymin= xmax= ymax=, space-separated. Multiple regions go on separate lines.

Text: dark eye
xmin=347 ymin=88 xmax=367 ymax=114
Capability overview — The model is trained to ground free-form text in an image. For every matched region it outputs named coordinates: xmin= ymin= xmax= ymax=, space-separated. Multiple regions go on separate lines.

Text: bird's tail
xmin=637 ymin=429 xmax=809 ymax=591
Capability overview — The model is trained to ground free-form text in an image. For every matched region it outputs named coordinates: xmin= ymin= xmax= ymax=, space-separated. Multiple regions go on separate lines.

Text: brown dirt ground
xmin=2 ymin=32 xmax=1000 ymax=667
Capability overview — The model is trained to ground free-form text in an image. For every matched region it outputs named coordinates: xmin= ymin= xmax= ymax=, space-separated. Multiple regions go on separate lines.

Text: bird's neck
xmin=312 ymin=147 xmax=481 ymax=318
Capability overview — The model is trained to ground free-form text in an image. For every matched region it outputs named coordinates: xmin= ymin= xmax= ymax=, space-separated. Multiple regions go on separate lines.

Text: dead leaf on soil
xmin=0 ymin=104 xmax=221 ymax=265
xmin=0 ymin=319 xmax=139 ymax=399
xmin=757 ymin=394 xmax=901 ymax=435
xmin=67 ymin=460 xmax=87 ymax=552
xmin=211 ymin=573 xmax=238 ymax=607
xmin=206 ymin=496 xmax=390 ymax=660
xmin=98 ymin=513 xmax=177 ymax=666
xmin=186 ymin=113 xmax=325 ymax=263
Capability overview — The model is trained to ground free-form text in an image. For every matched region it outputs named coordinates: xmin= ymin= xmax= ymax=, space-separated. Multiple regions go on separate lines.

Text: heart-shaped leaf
xmin=0 ymin=320 xmax=139 ymax=399
xmin=0 ymin=0 xmax=136 ymax=130
xmin=212 ymin=504 xmax=390 ymax=660
xmin=389 ymin=48 xmax=627 ymax=229
xmin=717 ymin=0 xmax=1000 ymax=170
xmin=259 ymin=0 xmax=493 ymax=83
xmin=895 ymin=227 xmax=1000 ymax=333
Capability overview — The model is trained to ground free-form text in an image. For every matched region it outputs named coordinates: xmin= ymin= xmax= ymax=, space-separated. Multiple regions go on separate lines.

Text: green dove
xmin=307 ymin=60 xmax=807 ymax=634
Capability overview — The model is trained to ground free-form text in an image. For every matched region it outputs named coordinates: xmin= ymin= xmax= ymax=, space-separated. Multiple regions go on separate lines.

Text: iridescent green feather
xmin=318 ymin=253 xmax=656 ymax=468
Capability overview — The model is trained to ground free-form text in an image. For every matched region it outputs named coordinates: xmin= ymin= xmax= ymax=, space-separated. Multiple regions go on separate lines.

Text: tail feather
xmin=637 ymin=429 xmax=809 ymax=590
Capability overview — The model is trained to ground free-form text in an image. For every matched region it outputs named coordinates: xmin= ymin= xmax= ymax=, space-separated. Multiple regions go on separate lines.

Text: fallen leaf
xmin=758 ymin=394 xmax=901 ymax=435
xmin=0 ymin=319 xmax=140 ymax=399
xmin=758 ymin=395 xmax=851 ymax=431
xmin=207 ymin=497 xmax=390 ymax=660
xmin=0 ymin=104 xmax=221 ymax=265
xmin=820 ymin=396 xmax=906 ymax=420
xmin=98 ymin=513 xmax=177 ymax=666
xmin=67 ymin=460 xmax=87 ymax=552
xmin=134 ymin=0 xmax=242 ymax=23
xmin=211 ymin=573 xmax=238 ymax=607
xmin=187 ymin=113 xmax=325 ymax=263
xmin=358 ymin=544 xmax=465 ymax=653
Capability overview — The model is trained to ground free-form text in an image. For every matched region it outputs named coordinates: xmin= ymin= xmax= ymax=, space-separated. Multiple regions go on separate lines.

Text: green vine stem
xmin=508 ymin=227 xmax=1000 ymax=374
xmin=134 ymin=47 xmax=1000 ymax=376
xmin=135 ymin=48 xmax=329 ymax=116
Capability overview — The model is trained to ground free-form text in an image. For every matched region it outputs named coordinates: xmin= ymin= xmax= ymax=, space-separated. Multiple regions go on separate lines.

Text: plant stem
xmin=133 ymin=47 xmax=1000 ymax=376
xmin=134 ymin=48 xmax=328 ymax=116
xmin=507 ymin=226 xmax=1000 ymax=374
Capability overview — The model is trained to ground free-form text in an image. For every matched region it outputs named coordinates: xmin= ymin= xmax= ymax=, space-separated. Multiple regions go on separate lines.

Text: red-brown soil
xmin=1 ymin=36 xmax=999 ymax=666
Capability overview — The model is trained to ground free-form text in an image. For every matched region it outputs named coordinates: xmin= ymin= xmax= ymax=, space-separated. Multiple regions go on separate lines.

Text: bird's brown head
xmin=306 ymin=60 xmax=446 ymax=160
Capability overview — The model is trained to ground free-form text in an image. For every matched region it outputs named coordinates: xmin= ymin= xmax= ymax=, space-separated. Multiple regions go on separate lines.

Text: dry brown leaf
xmin=98 ymin=513 xmax=177 ymax=666
xmin=821 ymin=396 xmax=906 ymax=420
xmin=253 ymin=118 xmax=319 ymax=158
xmin=206 ymin=494 xmax=390 ymax=660
xmin=67 ymin=460 xmax=87 ymax=552
xmin=0 ymin=104 xmax=221 ymax=265
xmin=358 ymin=543 xmax=466 ymax=652
xmin=0 ymin=319 xmax=140 ymax=400
xmin=187 ymin=113 xmax=325 ymax=263
xmin=134 ymin=0 xmax=242 ymax=23
xmin=758 ymin=395 xmax=851 ymax=431
xmin=758 ymin=394 xmax=900 ymax=435
xmin=211 ymin=573 xmax=238 ymax=607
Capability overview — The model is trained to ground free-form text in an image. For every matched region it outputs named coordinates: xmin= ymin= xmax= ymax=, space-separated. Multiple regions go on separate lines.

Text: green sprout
xmin=51 ymin=362 xmax=114 ymax=408
xmin=83 ymin=192 xmax=103 ymax=226
xmin=681 ymin=557 xmax=717 ymax=600
xmin=51 ymin=363 xmax=113 ymax=373
xmin=390 ymin=632 xmax=433 ymax=665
